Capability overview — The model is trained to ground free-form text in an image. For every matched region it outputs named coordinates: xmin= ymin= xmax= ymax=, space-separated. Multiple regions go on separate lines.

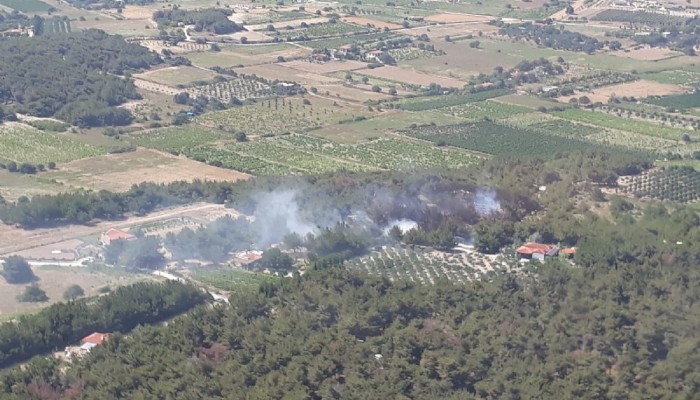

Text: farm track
xmin=0 ymin=203 xmax=236 ymax=257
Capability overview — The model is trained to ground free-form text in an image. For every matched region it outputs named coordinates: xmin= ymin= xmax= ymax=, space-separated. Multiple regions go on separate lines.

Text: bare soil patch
xmin=314 ymin=84 xmax=394 ymax=102
xmin=237 ymin=63 xmax=341 ymax=86
xmin=405 ymin=40 xmax=522 ymax=79
xmin=405 ymin=23 xmax=498 ymax=39
xmin=284 ymin=59 xmax=368 ymax=74
xmin=610 ymin=46 xmax=681 ymax=61
xmin=228 ymin=31 xmax=273 ymax=42
xmin=47 ymin=148 xmax=251 ymax=192
xmin=342 ymin=16 xmax=403 ymax=30
xmin=356 ymin=65 xmax=467 ymax=88
xmin=558 ymin=80 xmax=685 ymax=103
xmin=134 ymin=66 xmax=217 ymax=86
xmin=120 ymin=5 xmax=155 ymax=20
xmin=424 ymin=13 xmax=494 ymax=23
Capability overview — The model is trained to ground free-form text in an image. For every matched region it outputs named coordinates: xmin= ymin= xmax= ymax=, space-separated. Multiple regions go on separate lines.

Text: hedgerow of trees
xmin=0 ymin=29 xmax=161 ymax=127
xmin=153 ymin=8 xmax=242 ymax=34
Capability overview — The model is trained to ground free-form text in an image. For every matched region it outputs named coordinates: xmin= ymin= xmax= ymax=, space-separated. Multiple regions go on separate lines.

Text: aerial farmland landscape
xmin=0 ymin=0 xmax=700 ymax=397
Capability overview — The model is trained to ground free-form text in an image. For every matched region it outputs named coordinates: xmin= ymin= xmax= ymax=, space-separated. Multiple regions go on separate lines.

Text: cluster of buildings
xmin=608 ymin=0 xmax=699 ymax=17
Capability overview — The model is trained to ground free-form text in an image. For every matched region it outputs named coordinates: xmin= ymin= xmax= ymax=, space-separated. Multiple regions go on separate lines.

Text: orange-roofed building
xmin=81 ymin=332 xmax=110 ymax=346
xmin=79 ymin=332 xmax=110 ymax=353
xmin=516 ymin=242 xmax=559 ymax=261
xmin=100 ymin=228 xmax=136 ymax=246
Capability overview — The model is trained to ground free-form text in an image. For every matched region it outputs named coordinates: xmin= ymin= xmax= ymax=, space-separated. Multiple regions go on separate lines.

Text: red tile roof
xmin=104 ymin=228 xmax=135 ymax=241
xmin=81 ymin=332 xmax=110 ymax=346
xmin=516 ymin=242 xmax=553 ymax=255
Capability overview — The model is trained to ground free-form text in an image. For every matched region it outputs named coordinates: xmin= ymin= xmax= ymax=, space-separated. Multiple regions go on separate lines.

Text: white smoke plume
xmin=474 ymin=188 xmax=501 ymax=216
xmin=252 ymin=189 xmax=319 ymax=247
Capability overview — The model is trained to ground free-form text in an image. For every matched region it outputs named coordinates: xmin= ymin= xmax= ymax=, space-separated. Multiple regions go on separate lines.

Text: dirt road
xmin=0 ymin=203 xmax=237 ymax=257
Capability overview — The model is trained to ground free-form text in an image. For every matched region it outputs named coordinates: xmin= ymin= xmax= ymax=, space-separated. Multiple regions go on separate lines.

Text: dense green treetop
xmin=1 ymin=200 xmax=699 ymax=398
xmin=1 ymin=255 xmax=35 ymax=284
xmin=0 ymin=29 xmax=161 ymax=127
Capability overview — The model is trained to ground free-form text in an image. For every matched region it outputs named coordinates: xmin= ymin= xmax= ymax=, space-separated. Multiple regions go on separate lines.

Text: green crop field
xmin=0 ymin=123 xmax=105 ymax=164
xmin=647 ymin=92 xmax=700 ymax=110
xmin=127 ymin=126 xmax=231 ymax=154
xmin=0 ymin=0 xmax=52 ymax=12
xmin=190 ymin=267 xmax=279 ymax=292
xmin=292 ymin=22 xmax=369 ymax=38
xmin=402 ymin=121 xmax=608 ymax=158
xmin=439 ymin=100 xmax=531 ymax=121
xmin=395 ymin=89 xmax=513 ymax=111
xmin=555 ymin=109 xmax=697 ymax=140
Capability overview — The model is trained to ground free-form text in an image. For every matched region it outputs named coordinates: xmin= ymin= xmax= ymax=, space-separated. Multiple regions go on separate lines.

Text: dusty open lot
xmin=610 ymin=46 xmax=681 ymax=61
xmin=13 ymin=239 xmax=85 ymax=261
xmin=405 ymin=40 xmax=521 ymax=79
xmin=356 ymin=65 xmax=467 ymax=88
xmin=135 ymin=66 xmax=218 ymax=86
xmin=46 ymin=148 xmax=251 ymax=192
xmin=237 ymin=63 xmax=340 ymax=86
xmin=405 ymin=23 xmax=498 ymax=39
xmin=314 ymin=84 xmax=394 ymax=102
xmin=120 ymin=5 xmax=157 ymax=20
xmin=558 ymin=80 xmax=686 ymax=103
xmin=342 ymin=16 xmax=403 ymax=30
xmin=424 ymin=13 xmax=494 ymax=23
xmin=284 ymin=59 xmax=368 ymax=74
xmin=0 ymin=266 xmax=148 ymax=316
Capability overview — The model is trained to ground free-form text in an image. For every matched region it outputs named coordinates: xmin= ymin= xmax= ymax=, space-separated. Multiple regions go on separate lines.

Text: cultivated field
xmin=284 ymin=60 xmax=368 ymax=74
xmin=47 ymin=148 xmax=251 ymax=192
xmin=356 ymin=65 xmax=467 ymax=88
